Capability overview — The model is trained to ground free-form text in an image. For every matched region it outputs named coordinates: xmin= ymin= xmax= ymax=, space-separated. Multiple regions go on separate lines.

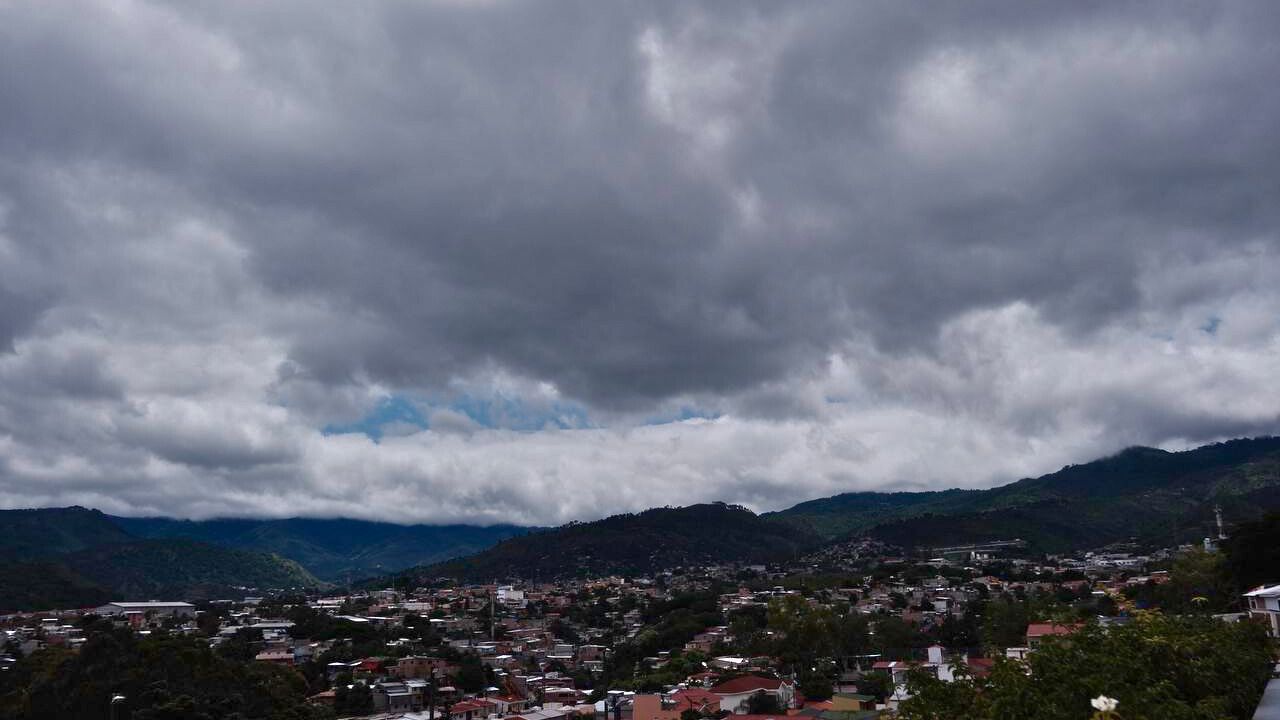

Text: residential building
xmin=1244 ymin=584 xmax=1280 ymax=638
xmin=710 ymin=676 xmax=796 ymax=714
xmin=94 ymin=601 xmax=196 ymax=618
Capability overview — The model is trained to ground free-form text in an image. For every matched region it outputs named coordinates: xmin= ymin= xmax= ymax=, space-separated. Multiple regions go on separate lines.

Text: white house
xmin=710 ymin=675 xmax=795 ymax=713
xmin=1244 ymin=584 xmax=1280 ymax=638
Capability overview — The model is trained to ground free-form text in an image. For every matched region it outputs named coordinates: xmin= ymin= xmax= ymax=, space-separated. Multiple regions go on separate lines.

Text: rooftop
xmin=1244 ymin=585 xmax=1280 ymax=598
xmin=102 ymin=601 xmax=195 ymax=609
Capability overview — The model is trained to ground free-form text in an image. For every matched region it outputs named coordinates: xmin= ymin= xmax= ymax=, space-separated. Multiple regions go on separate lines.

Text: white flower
xmin=1091 ymin=695 xmax=1119 ymax=712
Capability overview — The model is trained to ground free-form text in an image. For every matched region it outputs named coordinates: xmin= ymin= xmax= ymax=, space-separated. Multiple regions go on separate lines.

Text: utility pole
xmin=490 ymin=587 xmax=496 ymax=642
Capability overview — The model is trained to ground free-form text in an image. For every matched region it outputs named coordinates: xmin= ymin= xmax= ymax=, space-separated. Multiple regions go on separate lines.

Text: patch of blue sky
xmin=449 ymin=392 xmax=592 ymax=431
xmin=322 ymin=395 xmax=428 ymax=441
xmin=642 ymin=406 xmax=720 ymax=426
xmin=1201 ymin=315 xmax=1222 ymax=335
xmin=323 ymin=392 xmax=594 ymax=440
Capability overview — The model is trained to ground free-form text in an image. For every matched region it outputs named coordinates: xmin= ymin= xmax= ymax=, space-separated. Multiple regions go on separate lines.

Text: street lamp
xmin=109 ymin=694 xmax=126 ymax=720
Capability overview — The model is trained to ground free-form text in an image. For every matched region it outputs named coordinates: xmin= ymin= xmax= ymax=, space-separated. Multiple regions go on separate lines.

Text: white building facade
xmin=1244 ymin=585 xmax=1280 ymax=638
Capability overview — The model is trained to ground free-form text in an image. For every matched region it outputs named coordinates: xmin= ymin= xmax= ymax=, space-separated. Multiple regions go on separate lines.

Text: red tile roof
xmin=1025 ymin=623 xmax=1081 ymax=638
xmin=672 ymin=688 xmax=721 ymax=708
xmin=451 ymin=699 xmax=498 ymax=714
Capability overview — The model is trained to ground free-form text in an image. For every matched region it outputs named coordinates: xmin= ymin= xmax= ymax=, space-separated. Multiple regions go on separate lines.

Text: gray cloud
xmin=0 ymin=1 xmax=1277 ymax=523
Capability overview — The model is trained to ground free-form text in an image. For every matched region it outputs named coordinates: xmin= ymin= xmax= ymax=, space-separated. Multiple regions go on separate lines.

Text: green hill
xmin=110 ymin=516 xmax=529 ymax=581
xmin=771 ymin=437 xmax=1280 ymax=551
xmin=0 ymin=506 xmax=134 ymax=557
xmin=0 ymin=507 xmax=326 ymax=610
xmin=398 ymin=502 xmax=820 ymax=582
xmin=388 ymin=438 xmax=1280 ymax=581
xmin=0 ymin=560 xmax=113 ymax=613
xmin=60 ymin=538 xmax=321 ymax=600
xmin=0 ymin=538 xmax=323 ymax=612
xmin=768 ymin=488 xmax=983 ymax=538
xmin=8 ymin=437 xmax=1280 ymax=600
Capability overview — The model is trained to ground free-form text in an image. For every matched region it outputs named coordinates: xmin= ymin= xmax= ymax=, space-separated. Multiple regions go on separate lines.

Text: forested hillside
xmin=112 ymin=515 xmax=530 ymax=581
xmin=772 ymin=437 xmax=1280 ymax=551
xmin=398 ymin=503 xmax=819 ymax=582
xmin=0 ymin=509 xmax=323 ymax=611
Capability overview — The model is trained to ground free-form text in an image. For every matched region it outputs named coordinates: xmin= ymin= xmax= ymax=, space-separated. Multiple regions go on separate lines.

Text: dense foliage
xmin=767 ymin=489 xmax=982 ymax=539
xmin=0 ymin=509 xmax=327 ymax=611
xmin=0 ymin=506 xmax=134 ymax=557
xmin=113 ymin=516 xmax=530 ymax=582
xmin=0 ymin=561 xmax=112 ymax=614
xmin=1222 ymin=511 xmax=1280 ymax=591
xmin=606 ymin=590 xmax=725 ymax=690
xmin=898 ymin=614 xmax=1273 ymax=720
xmin=60 ymin=539 xmax=322 ymax=601
xmin=401 ymin=503 xmax=819 ymax=582
xmin=1125 ymin=548 xmax=1235 ymax=613
xmin=1126 ymin=513 xmax=1280 ymax=613
xmin=0 ymin=619 xmax=330 ymax=720
xmin=598 ymin=575 xmax=1143 ymax=699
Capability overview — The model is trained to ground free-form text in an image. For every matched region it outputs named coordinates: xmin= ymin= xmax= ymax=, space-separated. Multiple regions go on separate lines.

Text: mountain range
xmin=770 ymin=436 xmax=1280 ymax=550
xmin=395 ymin=436 xmax=1280 ymax=581
xmin=0 ymin=508 xmax=526 ymax=612
xmin=5 ymin=436 xmax=1280 ymax=606
xmin=0 ymin=507 xmax=320 ymax=612
xmin=109 ymin=516 xmax=530 ymax=582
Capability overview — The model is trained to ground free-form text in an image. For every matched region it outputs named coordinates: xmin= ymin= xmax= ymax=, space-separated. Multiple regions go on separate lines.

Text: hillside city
xmin=4 ymin=511 xmax=1278 ymax=720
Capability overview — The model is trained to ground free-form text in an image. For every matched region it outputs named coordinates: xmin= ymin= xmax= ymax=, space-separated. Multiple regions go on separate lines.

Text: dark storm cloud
xmin=0 ymin=286 xmax=46 ymax=353
xmin=0 ymin=1 xmax=1277 ymax=522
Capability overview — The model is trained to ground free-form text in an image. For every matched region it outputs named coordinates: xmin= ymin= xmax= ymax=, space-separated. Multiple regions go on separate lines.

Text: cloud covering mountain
xmin=1 ymin=1 xmax=1278 ymax=524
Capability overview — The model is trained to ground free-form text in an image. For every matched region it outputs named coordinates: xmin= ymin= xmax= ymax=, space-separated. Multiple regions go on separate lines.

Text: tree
xmin=1223 ymin=512 xmax=1280 ymax=592
xmin=978 ymin=598 xmax=1030 ymax=651
xmin=334 ymin=676 xmax=373 ymax=717
xmin=872 ymin=616 xmax=923 ymax=659
xmin=0 ymin=624 xmax=326 ymax=720
xmin=832 ymin=613 xmax=871 ymax=665
xmin=898 ymin=613 xmax=1272 ymax=720
xmin=929 ymin=611 xmax=980 ymax=650
xmin=855 ymin=671 xmax=894 ymax=702
xmin=195 ymin=608 xmax=224 ymax=637
xmin=216 ymin=626 xmax=263 ymax=663
xmin=1128 ymin=548 xmax=1234 ymax=613
xmin=798 ymin=673 xmax=834 ymax=701
xmin=455 ymin=653 xmax=487 ymax=694
xmin=767 ymin=596 xmax=837 ymax=673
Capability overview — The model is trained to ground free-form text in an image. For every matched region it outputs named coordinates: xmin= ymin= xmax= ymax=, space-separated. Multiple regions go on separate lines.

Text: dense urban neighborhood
xmin=3 ymin=511 xmax=1278 ymax=720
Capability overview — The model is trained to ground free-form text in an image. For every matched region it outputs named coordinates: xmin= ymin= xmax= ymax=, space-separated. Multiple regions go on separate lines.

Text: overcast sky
xmin=1 ymin=1 xmax=1278 ymax=525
